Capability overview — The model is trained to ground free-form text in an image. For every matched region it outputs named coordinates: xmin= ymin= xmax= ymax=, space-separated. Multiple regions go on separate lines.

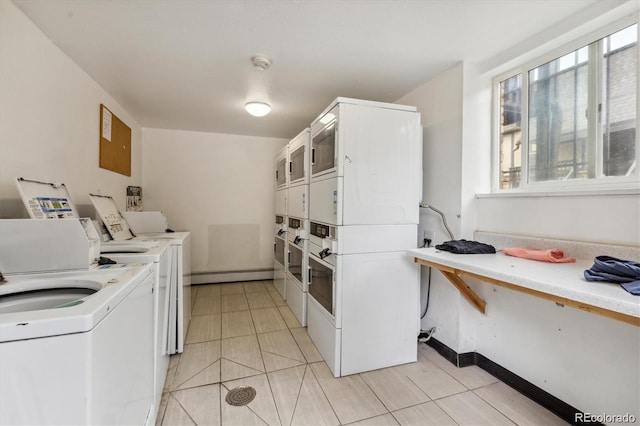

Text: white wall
xmin=397 ymin=2 xmax=640 ymax=419
xmin=141 ymin=128 xmax=287 ymax=281
xmin=396 ymin=63 xmax=466 ymax=351
xmin=476 ymin=193 xmax=640 ymax=246
xmin=0 ymin=1 xmax=142 ymax=217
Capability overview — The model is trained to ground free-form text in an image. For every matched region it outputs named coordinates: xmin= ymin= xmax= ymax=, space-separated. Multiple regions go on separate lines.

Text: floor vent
xmin=225 ymin=386 xmax=256 ymax=406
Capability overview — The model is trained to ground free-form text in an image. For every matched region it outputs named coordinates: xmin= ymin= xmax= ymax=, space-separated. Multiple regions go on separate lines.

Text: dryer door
xmin=308 ymin=255 xmax=334 ymax=316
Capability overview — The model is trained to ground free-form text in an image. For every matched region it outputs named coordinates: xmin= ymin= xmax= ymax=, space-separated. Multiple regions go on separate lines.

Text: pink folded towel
xmin=502 ymin=247 xmax=576 ymax=263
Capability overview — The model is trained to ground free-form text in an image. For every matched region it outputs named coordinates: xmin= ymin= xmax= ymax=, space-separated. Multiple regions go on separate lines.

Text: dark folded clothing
xmin=435 ymin=239 xmax=496 ymax=254
xmin=584 ymin=256 xmax=640 ymax=296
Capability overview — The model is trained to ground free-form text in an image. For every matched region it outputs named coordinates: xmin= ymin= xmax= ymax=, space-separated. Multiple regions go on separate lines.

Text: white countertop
xmin=408 ymin=248 xmax=640 ymax=319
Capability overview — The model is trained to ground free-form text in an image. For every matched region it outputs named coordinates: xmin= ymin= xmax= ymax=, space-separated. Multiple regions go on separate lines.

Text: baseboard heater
xmin=426 ymin=338 xmax=603 ymax=426
xmin=191 ymin=268 xmax=274 ymax=284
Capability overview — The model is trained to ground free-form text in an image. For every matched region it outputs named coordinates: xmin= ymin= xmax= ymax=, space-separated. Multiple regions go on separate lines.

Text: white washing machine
xmin=0 ymin=219 xmax=156 ymax=425
xmin=89 ymin=197 xmax=192 ymax=355
xmin=130 ymin=231 xmax=191 ymax=354
xmin=305 ymin=221 xmax=420 ymax=377
xmin=14 ymin=178 xmax=181 ymax=419
xmin=101 ymin=239 xmax=173 ymax=423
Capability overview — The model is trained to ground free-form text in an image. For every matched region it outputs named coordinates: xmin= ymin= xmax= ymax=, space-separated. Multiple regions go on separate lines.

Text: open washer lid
xmin=88 ymin=193 xmax=135 ymax=241
xmin=15 ymin=177 xmax=79 ymax=219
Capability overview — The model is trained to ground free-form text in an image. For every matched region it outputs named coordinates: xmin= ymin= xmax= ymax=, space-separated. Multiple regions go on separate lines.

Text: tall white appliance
xmin=273 ymin=144 xmax=288 ymax=299
xmin=88 ymin=197 xmax=191 ymax=355
xmin=306 ymin=98 xmax=422 ymax=377
xmin=0 ymin=219 xmax=155 ymax=426
xmin=285 ymin=128 xmax=311 ymax=325
xmin=132 ymin=231 xmax=191 ymax=354
xmin=100 ymin=239 xmax=173 ymax=422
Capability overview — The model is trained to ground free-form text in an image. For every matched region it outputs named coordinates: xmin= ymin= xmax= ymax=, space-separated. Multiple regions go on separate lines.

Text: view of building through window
xmin=498 ymin=24 xmax=637 ymax=190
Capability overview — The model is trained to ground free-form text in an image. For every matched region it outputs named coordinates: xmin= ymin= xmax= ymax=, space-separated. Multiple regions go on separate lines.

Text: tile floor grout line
xmin=357 ymin=370 xmax=394 ymax=416
xmin=419 ymin=347 xmax=477 ymax=392
xmin=166 ymin=391 xmax=200 ymax=426
xmin=306 ymin=361 xmax=353 ymax=426
xmin=260 ymin=344 xmax=307 ymax=365
xmin=220 ymin=356 xmax=265 ymax=378
xmin=172 ymin=357 xmax=220 ymax=392
xmin=432 ymin=391 xmax=518 ymax=426
xmin=286 ymin=364 xmax=310 ymax=426
xmin=471 ymin=385 xmax=549 ymax=426
xmin=398 ymin=368 xmax=436 ymax=404
xmin=251 ymin=312 xmax=270 ymax=377
xmin=262 ymin=364 xmax=292 ymax=426
xmin=288 ymin=324 xmax=317 ymax=364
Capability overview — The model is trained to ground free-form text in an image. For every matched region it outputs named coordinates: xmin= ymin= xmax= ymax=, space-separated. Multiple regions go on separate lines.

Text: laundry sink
xmin=0 ymin=279 xmax=103 ymax=314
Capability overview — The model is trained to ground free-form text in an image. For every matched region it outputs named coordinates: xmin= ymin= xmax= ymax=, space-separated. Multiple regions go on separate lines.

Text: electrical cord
xmin=420 ymin=265 xmax=431 ymax=319
xmin=419 ymin=203 xmax=455 ymax=240
xmin=417 ymin=202 xmax=453 ymax=339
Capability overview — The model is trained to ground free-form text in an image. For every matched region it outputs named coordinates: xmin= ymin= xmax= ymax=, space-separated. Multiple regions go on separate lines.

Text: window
xmin=496 ymin=23 xmax=638 ymax=190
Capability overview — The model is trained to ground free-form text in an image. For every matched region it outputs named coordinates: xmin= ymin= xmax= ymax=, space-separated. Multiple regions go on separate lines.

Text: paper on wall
xmin=102 ymin=107 xmax=112 ymax=141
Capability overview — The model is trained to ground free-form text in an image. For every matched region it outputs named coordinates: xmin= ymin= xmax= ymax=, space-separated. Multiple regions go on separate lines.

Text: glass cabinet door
xmin=311 ymin=122 xmax=336 ymax=176
xmin=276 ymin=158 xmax=287 ymax=187
xmin=308 ymin=256 xmax=334 ymax=315
xmin=289 ymin=145 xmax=305 ymax=183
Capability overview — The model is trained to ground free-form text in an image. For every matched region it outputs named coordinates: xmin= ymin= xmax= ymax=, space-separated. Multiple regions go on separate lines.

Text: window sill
xmin=477 ymin=186 xmax=640 ymax=199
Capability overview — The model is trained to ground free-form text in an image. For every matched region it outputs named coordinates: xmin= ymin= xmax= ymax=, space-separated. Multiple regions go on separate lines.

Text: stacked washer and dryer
xmin=272 ymin=128 xmax=312 ymax=326
xmin=284 ymin=128 xmax=311 ymax=326
xmin=273 ymin=145 xmax=288 ymax=299
xmin=275 ymin=97 xmax=422 ymax=377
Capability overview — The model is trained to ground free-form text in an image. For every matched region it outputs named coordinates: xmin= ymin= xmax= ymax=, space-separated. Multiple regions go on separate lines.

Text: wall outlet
xmin=423 ymin=230 xmax=435 ymax=247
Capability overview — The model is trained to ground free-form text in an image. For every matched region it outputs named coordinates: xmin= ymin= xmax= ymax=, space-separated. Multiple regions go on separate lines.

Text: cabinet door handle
xmin=308 ymin=267 xmax=312 ymax=284
xmin=311 ymin=148 xmax=315 ymax=165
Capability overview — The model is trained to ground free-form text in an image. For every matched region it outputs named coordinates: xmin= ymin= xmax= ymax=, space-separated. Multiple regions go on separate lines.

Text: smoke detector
xmin=251 ymin=56 xmax=271 ymax=71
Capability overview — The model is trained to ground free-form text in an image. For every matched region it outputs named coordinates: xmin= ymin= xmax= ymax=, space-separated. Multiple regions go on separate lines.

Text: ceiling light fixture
xmin=245 ymin=55 xmax=272 ymax=117
xmin=251 ymin=56 xmax=271 ymax=71
xmin=245 ymin=101 xmax=271 ymax=117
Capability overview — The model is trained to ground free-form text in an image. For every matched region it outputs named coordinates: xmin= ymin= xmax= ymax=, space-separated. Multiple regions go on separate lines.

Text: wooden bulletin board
xmin=99 ymin=104 xmax=131 ymax=176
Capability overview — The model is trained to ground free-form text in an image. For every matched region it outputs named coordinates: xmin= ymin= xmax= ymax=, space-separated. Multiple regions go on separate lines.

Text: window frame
xmin=492 ymin=16 xmax=639 ymax=194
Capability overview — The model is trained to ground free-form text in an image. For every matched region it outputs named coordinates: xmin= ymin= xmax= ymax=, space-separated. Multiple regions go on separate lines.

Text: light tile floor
xmin=157 ymin=280 xmax=568 ymax=426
